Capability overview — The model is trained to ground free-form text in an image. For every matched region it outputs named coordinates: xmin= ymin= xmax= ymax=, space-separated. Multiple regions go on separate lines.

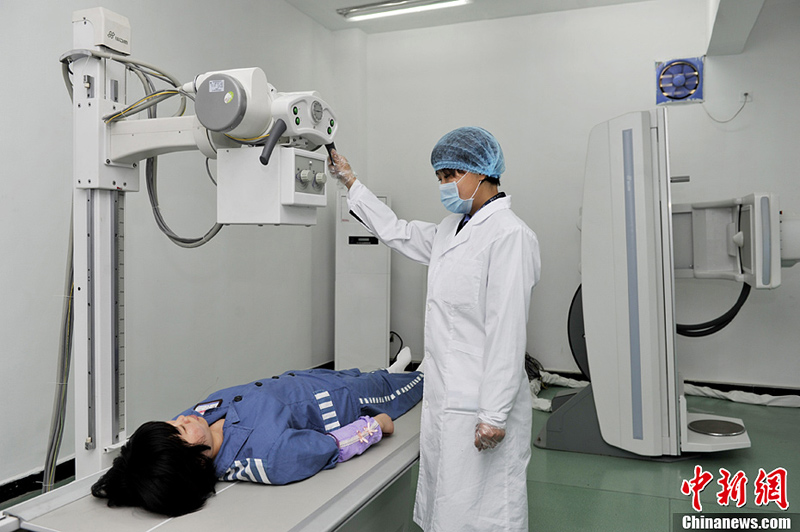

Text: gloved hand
xmin=327 ymin=149 xmax=357 ymax=188
xmin=474 ymin=422 xmax=505 ymax=451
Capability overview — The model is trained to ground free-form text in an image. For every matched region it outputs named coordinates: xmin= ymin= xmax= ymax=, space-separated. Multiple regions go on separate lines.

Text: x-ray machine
xmin=1 ymin=8 xmax=420 ymax=532
xmin=64 ymin=8 xmax=337 ymax=480
xmin=536 ymin=108 xmax=800 ymax=459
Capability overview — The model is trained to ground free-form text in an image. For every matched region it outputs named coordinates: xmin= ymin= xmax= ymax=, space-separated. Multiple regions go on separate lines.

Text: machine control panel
xmin=295 ymin=154 xmax=326 ymax=196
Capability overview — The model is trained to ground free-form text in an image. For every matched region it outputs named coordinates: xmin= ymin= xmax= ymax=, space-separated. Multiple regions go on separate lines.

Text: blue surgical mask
xmin=439 ymin=172 xmax=481 ymax=214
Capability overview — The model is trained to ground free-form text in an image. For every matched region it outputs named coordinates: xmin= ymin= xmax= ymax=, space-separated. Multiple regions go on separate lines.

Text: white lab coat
xmin=347 ymin=181 xmax=540 ymax=532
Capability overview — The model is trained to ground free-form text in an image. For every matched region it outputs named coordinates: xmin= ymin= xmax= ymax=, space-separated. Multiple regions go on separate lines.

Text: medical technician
xmin=328 ymin=127 xmax=541 ymax=532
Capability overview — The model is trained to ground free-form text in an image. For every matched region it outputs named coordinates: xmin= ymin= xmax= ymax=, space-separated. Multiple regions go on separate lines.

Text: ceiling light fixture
xmin=337 ymin=0 xmax=470 ymax=22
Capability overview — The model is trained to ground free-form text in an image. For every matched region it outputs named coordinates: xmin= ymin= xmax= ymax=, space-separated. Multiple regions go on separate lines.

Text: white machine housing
xmin=271 ymin=91 xmax=339 ymax=149
xmin=72 ymin=8 xmax=131 ymax=55
xmin=580 ymin=108 xmax=752 ymax=456
xmin=193 ymin=68 xmax=275 ymax=140
xmin=191 ymin=67 xmax=338 ymax=150
xmin=335 ymin=193 xmax=391 ymax=371
xmin=218 ymin=146 xmax=327 ymax=225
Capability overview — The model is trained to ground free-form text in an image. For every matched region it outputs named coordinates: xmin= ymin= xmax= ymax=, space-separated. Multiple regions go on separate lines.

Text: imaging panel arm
xmin=672 ymin=193 xmax=784 ymax=289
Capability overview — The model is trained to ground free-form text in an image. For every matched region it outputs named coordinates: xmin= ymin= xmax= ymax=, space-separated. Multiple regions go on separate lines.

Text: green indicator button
xmin=330 ymin=119 xmax=335 ymax=127
xmin=327 ymin=127 xmax=332 ymax=134
xmin=295 ymin=117 xmax=301 ymax=125
xmin=293 ymin=106 xmax=299 ymax=115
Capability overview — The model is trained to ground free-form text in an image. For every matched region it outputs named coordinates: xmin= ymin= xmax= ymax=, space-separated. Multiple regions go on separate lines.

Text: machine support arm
xmin=107 ymin=116 xmax=216 ymax=165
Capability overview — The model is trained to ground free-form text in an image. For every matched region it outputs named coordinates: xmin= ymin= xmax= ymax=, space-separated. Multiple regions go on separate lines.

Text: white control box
xmin=217 ymin=146 xmax=327 ymax=225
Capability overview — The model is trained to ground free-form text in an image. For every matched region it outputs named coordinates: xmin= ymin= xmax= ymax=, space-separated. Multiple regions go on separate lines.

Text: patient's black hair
xmin=91 ymin=421 xmax=218 ymax=516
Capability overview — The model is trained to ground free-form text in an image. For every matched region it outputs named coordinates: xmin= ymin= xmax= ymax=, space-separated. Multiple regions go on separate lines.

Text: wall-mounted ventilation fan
xmin=656 ymin=57 xmax=704 ymax=104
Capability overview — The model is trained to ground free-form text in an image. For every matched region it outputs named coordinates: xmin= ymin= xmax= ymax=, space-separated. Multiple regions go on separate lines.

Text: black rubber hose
xmin=676 ymin=283 xmax=751 ymax=337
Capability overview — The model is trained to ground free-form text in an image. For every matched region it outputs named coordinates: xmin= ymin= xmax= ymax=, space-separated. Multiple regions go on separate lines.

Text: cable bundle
xmin=60 ymin=48 xmax=223 ymax=248
xmin=676 ymin=284 xmax=751 ymax=337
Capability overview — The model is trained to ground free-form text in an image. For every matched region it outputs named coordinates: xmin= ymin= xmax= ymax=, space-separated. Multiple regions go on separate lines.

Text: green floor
xmin=409 ymin=385 xmax=799 ymax=532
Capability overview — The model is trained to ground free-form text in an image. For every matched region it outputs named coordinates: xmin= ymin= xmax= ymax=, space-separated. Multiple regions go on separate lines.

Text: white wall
xmin=0 ymin=0 xmax=345 ymax=485
xmin=359 ymin=0 xmax=800 ymax=389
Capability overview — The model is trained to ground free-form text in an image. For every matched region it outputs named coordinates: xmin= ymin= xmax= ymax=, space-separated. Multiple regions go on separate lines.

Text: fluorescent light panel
xmin=337 ymin=0 xmax=470 ymax=22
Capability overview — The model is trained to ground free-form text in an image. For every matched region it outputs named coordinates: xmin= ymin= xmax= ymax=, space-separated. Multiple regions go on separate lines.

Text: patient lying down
xmin=92 ymin=356 xmax=422 ymax=517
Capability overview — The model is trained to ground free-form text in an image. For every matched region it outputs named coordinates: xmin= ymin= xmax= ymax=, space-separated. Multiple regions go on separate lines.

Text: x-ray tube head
xmin=194 ymin=67 xmax=275 ymax=140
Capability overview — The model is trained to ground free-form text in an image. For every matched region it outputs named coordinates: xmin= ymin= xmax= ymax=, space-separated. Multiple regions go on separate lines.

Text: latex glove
xmin=474 ymin=422 xmax=505 ymax=451
xmin=327 ymin=149 xmax=357 ymax=188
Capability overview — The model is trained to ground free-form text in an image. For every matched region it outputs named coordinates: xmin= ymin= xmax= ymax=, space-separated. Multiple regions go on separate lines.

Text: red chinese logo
xmin=754 ymin=467 xmax=788 ymax=510
xmin=681 ymin=465 xmax=714 ymax=511
xmin=717 ymin=468 xmax=748 ymax=508
xmin=681 ymin=466 xmax=789 ymax=512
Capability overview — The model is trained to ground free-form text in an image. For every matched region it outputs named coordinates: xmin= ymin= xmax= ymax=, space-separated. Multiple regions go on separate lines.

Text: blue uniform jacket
xmin=174 ymin=368 xmax=423 ymax=485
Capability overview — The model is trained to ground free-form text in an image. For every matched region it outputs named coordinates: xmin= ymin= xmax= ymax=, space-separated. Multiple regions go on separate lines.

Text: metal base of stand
xmin=534 ymin=385 xmax=691 ymax=462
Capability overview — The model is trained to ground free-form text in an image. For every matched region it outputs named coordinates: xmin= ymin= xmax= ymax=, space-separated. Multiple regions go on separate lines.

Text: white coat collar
xmin=443 ymin=195 xmax=511 ymax=252
xmin=468 ymin=194 xmax=510 ymax=225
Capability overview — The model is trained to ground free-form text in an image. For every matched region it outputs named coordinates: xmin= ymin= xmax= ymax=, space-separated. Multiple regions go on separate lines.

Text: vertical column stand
xmin=73 ymin=189 xmax=126 ymax=479
xmin=70 ymin=18 xmax=135 ymax=479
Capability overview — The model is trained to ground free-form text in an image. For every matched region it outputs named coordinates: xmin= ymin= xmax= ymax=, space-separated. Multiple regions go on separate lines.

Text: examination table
xmin=3 ymin=405 xmax=421 ymax=532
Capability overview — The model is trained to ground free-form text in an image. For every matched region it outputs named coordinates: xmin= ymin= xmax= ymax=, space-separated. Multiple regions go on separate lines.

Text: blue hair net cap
xmin=430 ymin=127 xmax=505 ymax=178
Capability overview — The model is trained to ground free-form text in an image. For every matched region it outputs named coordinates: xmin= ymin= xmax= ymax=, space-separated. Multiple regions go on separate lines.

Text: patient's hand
xmin=374 ymin=413 xmax=394 ymax=435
